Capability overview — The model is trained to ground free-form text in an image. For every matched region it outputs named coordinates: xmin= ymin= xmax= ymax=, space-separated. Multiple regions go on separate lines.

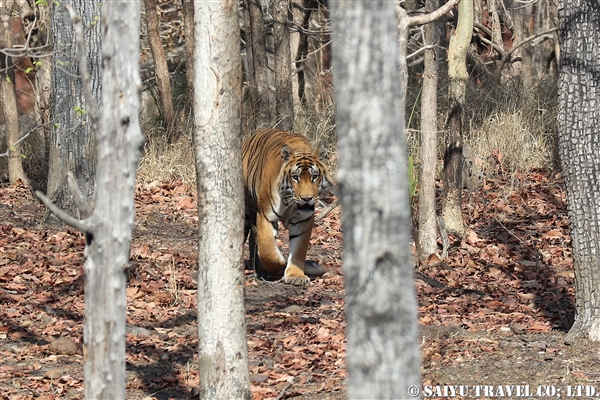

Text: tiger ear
xmin=281 ymin=145 xmax=292 ymax=161
xmin=318 ymin=145 xmax=327 ymax=160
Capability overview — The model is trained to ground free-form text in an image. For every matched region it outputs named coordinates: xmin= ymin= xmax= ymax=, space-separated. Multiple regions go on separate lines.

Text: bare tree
xmin=417 ymin=0 xmax=442 ymax=260
xmin=36 ymin=1 xmax=143 ymax=398
xmin=144 ymin=0 xmax=176 ymax=138
xmin=557 ymin=0 xmax=600 ymax=341
xmin=272 ymin=0 xmax=294 ymax=130
xmin=45 ymin=0 xmax=102 ymax=219
xmin=330 ymin=1 xmax=421 ymax=397
xmin=442 ymin=0 xmax=473 ymax=239
xmin=194 ymin=0 xmax=251 ymax=398
xmin=1 ymin=0 xmax=29 ymax=185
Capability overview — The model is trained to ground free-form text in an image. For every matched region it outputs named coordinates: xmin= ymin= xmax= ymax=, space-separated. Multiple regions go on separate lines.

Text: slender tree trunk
xmin=417 ymin=0 xmax=441 ymax=260
xmin=194 ymin=0 xmax=251 ymax=398
xmin=46 ymin=0 xmax=101 ymax=219
xmin=144 ymin=0 xmax=176 ymax=138
xmin=1 ymin=0 xmax=29 ymax=185
xmin=557 ymin=0 xmax=600 ymax=341
xmin=294 ymin=0 xmax=312 ymax=107
xmin=442 ymin=0 xmax=472 ymax=238
xmin=272 ymin=0 xmax=294 ymax=130
xmin=330 ymin=1 xmax=421 ymax=397
xmin=182 ymin=0 xmax=194 ymax=103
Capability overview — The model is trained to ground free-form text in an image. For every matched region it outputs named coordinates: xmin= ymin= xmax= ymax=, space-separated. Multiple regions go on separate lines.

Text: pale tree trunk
xmin=1 ymin=0 xmax=29 ymax=185
xmin=417 ymin=0 xmax=441 ymax=260
xmin=35 ymin=1 xmax=143 ymax=398
xmin=557 ymin=0 xmax=600 ymax=341
xmin=144 ymin=0 xmax=176 ymax=138
xmin=442 ymin=0 xmax=472 ymax=239
xmin=272 ymin=0 xmax=294 ymax=130
xmin=194 ymin=0 xmax=251 ymax=398
xmin=46 ymin=0 xmax=101 ymax=219
xmin=330 ymin=1 xmax=421 ymax=398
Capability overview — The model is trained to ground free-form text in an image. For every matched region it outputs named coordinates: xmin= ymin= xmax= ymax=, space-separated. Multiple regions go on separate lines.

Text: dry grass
xmin=463 ymin=81 xmax=558 ymax=176
xmin=137 ymin=126 xmax=196 ymax=184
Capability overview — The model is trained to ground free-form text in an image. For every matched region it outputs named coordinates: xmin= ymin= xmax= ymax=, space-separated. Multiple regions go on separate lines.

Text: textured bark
xmin=417 ymin=0 xmax=441 ymax=260
xmin=144 ymin=0 xmax=176 ymax=137
xmin=330 ymin=1 xmax=421 ymax=398
xmin=272 ymin=0 xmax=294 ymax=130
xmin=46 ymin=1 xmax=101 ymax=219
xmin=442 ymin=0 xmax=472 ymax=238
xmin=246 ymin=0 xmax=273 ymax=129
xmin=84 ymin=2 xmax=143 ymax=398
xmin=182 ymin=0 xmax=194 ymax=102
xmin=1 ymin=0 xmax=29 ymax=185
xmin=557 ymin=0 xmax=600 ymax=341
xmin=194 ymin=0 xmax=251 ymax=398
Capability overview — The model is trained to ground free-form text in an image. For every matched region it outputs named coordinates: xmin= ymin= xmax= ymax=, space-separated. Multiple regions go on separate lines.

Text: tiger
xmin=242 ymin=128 xmax=334 ymax=286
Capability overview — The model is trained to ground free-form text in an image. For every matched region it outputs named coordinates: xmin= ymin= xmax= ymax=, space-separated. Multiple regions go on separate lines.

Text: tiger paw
xmin=283 ymin=265 xmax=310 ymax=286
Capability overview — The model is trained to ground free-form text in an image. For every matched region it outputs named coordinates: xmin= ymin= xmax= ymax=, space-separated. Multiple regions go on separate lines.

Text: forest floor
xmin=1 ymin=170 xmax=599 ymax=400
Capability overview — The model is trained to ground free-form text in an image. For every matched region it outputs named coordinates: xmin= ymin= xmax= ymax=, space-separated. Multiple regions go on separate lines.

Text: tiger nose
xmin=300 ymin=196 xmax=312 ymax=202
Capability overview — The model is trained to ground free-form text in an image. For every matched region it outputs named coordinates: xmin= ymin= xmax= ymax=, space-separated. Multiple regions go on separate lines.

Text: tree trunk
xmin=182 ymin=0 xmax=194 ymax=103
xmin=557 ymin=0 xmax=600 ymax=341
xmin=442 ymin=0 xmax=472 ymax=239
xmin=194 ymin=0 xmax=251 ymax=398
xmin=330 ymin=1 xmax=421 ymax=398
xmin=144 ymin=0 xmax=176 ymax=139
xmin=1 ymin=0 xmax=29 ymax=185
xmin=272 ymin=0 xmax=294 ymax=130
xmin=246 ymin=0 xmax=273 ymax=129
xmin=46 ymin=1 xmax=101 ymax=219
xmin=417 ymin=0 xmax=441 ymax=260
xmin=83 ymin=2 xmax=143 ymax=397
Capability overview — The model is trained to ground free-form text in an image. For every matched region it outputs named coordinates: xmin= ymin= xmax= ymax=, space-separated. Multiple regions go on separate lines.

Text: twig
xmin=275 ymin=382 xmax=292 ymax=400
xmin=67 ymin=172 xmax=94 ymax=217
xmin=315 ymin=199 xmax=339 ymax=222
xmin=34 ymin=191 xmax=93 ymax=233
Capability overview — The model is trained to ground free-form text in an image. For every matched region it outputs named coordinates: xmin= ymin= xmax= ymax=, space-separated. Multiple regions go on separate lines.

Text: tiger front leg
xmin=255 ymin=212 xmax=287 ymax=275
xmin=283 ymin=216 xmax=314 ymax=286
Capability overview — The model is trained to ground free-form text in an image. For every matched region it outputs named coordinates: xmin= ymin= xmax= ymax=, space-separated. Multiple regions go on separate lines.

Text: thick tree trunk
xmin=557 ymin=0 xmax=600 ymax=341
xmin=1 ymin=0 xmax=29 ymax=185
xmin=442 ymin=0 xmax=472 ymax=239
xmin=246 ymin=0 xmax=273 ymax=129
xmin=84 ymin=2 xmax=143 ymax=397
xmin=417 ymin=0 xmax=441 ymax=260
xmin=330 ymin=1 xmax=421 ymax=398
xmin=194 ymin=0 xmax=251 ymax=398
xmin=144 ymin=0 xmax=176 ymax=138
xmin=46 ymin=1 xmax=101 ymax=219
xmin=272 ymin=0 xmax=294 ymax=130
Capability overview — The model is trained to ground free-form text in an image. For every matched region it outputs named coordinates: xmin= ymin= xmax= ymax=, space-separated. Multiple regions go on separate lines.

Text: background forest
xmin=3 ymin=0 xmax=599 ymax=399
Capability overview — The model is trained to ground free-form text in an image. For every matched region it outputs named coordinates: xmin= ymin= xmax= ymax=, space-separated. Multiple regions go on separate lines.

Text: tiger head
xmin=278 ymin=144 xmax=333 ymax=213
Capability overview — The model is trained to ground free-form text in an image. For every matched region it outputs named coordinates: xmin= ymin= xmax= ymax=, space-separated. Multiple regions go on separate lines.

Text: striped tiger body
xmin=242 ymin=129 xmax=333 ymax=286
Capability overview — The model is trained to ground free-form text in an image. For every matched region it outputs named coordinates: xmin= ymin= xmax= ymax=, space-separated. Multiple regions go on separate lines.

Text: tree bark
xmin=144 ymin=0 xmax=176 ymax=138
xmin=442 ymin=0 xmax=472 ymax=239
xmin=194 ymin=0 xmax=251 ymax=398
xmin=330 ymin=1 xmax=421 ymax=398
xmin=272 ymin=0 xmax=294 ymax=130
xmin=417 ymin=0 xmax=442 ymax=260
xmin=246 ymin=0 xmax=273 ymax=129
xmin=1 ymin=0 xmax=29 ymax=185
xmin=46 ymin=1 xmax=101 ymax=219
xmin=557 ymin=0 xmax=600 ymax=341
xmin=182 ymin=0 xmax=194 ymax=102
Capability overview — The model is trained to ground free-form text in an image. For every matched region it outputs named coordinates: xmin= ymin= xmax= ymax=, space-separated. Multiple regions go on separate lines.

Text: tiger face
xmin=278 ymin=146 xmax=332 ymax=223
xmin=242 ymin=129 xmax=333 ymax=286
